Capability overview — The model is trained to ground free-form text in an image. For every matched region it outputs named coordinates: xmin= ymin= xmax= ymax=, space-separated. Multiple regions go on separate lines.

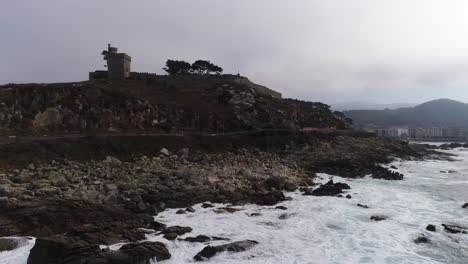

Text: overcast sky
xmin=2 ymin=1 xmax=468 ymax=104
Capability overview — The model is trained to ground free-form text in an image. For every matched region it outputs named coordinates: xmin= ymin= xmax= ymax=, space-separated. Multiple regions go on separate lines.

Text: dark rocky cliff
xmin=0 ymin=80 xmax=345 ymax=134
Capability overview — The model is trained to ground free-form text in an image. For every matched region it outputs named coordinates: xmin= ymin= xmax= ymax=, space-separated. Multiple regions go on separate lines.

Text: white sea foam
xmin=3 ymin=148 xmax=468 ymax=263
xmin=147 ymin=148 xmax=468 ymax=263
xmin=0 ymin=237 xmax=35 ymax=264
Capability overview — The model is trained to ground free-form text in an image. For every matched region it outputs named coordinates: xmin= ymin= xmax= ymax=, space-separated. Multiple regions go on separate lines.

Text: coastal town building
xmin=372 ymin=126 xmax=468 ymax=141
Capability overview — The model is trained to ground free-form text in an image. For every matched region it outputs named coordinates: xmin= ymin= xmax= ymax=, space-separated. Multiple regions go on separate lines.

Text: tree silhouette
xmin=163 ymin=60 xmax=192 ymax=75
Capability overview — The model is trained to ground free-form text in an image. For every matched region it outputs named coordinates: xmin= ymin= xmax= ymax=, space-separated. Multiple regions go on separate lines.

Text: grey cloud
xmin=2 ymin=0 xmax=468 ymax=104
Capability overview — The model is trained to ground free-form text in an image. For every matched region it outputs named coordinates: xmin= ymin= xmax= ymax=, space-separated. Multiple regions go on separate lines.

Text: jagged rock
xmin=162 ymin=226 xmax=192 ymax=236
xmin=149 ymin=221 xmax=167 ymax=232
xmin=0 ymin=238 xmax=19 ymax=251
xmin=193 ymin=240 xmax=258 ymax=261
xmin=304 ymin=180 xmax=350 ymax=196
xmin=183 ymin=235 xmax=211 ymax=243
xmin=163 ymin=233 xmax=178 ymax=240
xmin=426 ymin=224 xmax=436 ymax=232
xmin=357 ymin=204 xmax=369 ymax=208
xmin=414 ymin=236 xmax=429 ymax=244
xmin=462 ymin=203 xmax=468 ymax=208
xmin=442 ymin=224 xmax=467 ymax=234
xmin=370 ymin=215 xmax=387 ymax=221
xmin=253 ymin=191 xmax=288 ymax=206
xmin=160 ymin=148 xmax=170 ymax=156
xmin=214 ymin=207 xmax=241 ymax=214
xmin=279 ymin=213 xmax=294 ymax=220
xmin=104 ymin=156 xmax=121 ymax=165
xmin=27 ymin=237 xmax=171 ymax=264
xmin=118 ymin=241 xmax=171 ymax=262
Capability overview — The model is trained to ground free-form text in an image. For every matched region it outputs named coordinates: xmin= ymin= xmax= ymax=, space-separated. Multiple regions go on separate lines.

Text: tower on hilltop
xmin=102 ymin=44 xmax=131 ymax=80
xmin=90 ymin=44 xmax=131 ymax=80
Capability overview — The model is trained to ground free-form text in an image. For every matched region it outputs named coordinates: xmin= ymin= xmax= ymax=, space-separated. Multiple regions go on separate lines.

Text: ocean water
xmin=2 ymin=148 xmax=468 ymax=264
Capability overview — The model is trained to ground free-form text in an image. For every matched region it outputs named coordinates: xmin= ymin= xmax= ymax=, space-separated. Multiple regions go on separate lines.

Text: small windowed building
xmin=89 ymin=44 xmax=131 ymax=80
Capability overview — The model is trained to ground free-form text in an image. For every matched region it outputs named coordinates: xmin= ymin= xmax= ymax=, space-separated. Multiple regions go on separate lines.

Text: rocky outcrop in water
xmin=27 ymin=238 xmax=171 ymax=264
xmin=303 ymin=180 xmax=351 ymax=196
xmin=193 ymin=240 xmax=259 ymax=261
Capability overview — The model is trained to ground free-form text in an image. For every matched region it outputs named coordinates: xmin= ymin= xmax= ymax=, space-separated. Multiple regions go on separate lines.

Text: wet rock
xmin=279 ymin=213 xmax=293 ymax=220
xmin=462 ymin=203 xmax=468 ymax=208
xmin=442 ymin=224 xmax=467 ymax=234
xmin=117 ymin=241 xmax=171 ymax=262
xmin=183 ymin=235 xmax=211 ymax=243
xmin=426 ymin=224 xmax=436 ymax=232
xmin=275 ymin=206 xmax=287 ymax=210
xmin=176 ymin=209 xmax=186 ymax=214
xmin=346 ymin=194 xmax=352 ymax=199
xmin=357 ymin=204 xmax=369 ymax=208
xmin=186 ymin=206 xmax=196 ymax=213
xmin=194 ymin=240 xmax=258 ymax=261
xmin=264 ymin=176 xmax=286 ymax=190
xmin=414 ymin=236 xmax=429 ymax=244
xmin=149 ymin=221 xmax=167 ymax=232
xmin=163 ymin=226 xmax=192 ymax=236
xmin=214 ymin=207 xmax=241 ymax=214
xmin=0 ymin=238 xmax=19 ymax=251
xmin=370 ymin=215 xmax=387 ymax=221
xmin=249 ymin=213 xmax=262 ymax=217
xmin=304 ymin=180 xmax=350 ymax=196
xmin=27 ymin=237 xmax=171 ymax=264
xmin=163 ymin=232 xmax=178 ymax=240
xmin=253 ymin=191 xmax=288 ymax=206
xmin=202 ymin=203 xmax=214 ymax=208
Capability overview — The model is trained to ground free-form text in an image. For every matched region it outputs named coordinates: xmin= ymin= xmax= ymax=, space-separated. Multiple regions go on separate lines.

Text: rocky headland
xmin=0 ymin=79 xmax=444 ymax=263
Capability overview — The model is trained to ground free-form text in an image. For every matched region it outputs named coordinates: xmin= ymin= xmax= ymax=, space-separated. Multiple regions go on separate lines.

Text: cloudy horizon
xmin=2 ymin=0 xmax=468 ymax=105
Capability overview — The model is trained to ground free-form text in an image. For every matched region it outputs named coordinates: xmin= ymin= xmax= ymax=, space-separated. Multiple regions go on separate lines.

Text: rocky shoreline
xmin=0 ymin=131 xmax=447 ymax=263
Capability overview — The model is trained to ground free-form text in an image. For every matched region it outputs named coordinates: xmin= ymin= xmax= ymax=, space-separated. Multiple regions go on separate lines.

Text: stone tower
xmin=102 ymin=44 xmax=131 ymax=80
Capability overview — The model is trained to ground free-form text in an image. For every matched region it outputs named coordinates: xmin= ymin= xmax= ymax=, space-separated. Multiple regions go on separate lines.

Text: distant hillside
xmin=331 ymin=101 xmax=415 ymax=111
xmin=344 ymin=99 xmax=468 ymax=128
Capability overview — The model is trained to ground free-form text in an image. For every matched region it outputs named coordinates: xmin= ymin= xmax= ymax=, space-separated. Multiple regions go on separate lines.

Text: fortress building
xmin=89 ymin=44 xmax=131 ymax=80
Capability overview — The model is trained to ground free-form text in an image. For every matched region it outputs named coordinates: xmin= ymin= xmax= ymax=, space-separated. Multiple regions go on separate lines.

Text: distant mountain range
xmin=331 ymin=101 xmax=416 ymax=111
xmin=344 ymin=99 xmax=468 ymax=128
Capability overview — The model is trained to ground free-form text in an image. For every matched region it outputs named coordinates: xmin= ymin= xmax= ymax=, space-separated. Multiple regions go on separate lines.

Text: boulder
xmin=162 ymin=226 xmax=192 ymax=236
xmin=194 ymin=240 xmax=258 ymax=261
xmin=275 ymin=206 xmax=287 ymax=210
xmin=183 ymin=235 xmax=211 ymax=243
xmin=253 ymin=191 xmax=288 ymax=206
xmin=160 ymin=148 xmax=170 ymax=156
xmin=426 ymin=224 xmax=436 ymax=232
xmin=370 ymin=215 xmax=387 ymax=221
xmin=27 ymin=237 xmax=171 ymax=264
xmin=163 ymin=233 xmax=178 ymax=240
xmin=0 ymin=238 xmax=19 ymax=251
xmin=442 ymin=224 xmax=467 ymax=234
xmin=149 ymin=221 xmax=167 ymax=232
xmin=202 ymin=203 xmax=214 ymax=208
xmin=357 ymin=204 xmax=369 ymax=209
xmin=462 ymin=203 xmax=468 ymax=209
xmin=414 ymin=236 xmax=429 ymax=244
xmin=304 ymin=180 xmax=350 ymax=196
